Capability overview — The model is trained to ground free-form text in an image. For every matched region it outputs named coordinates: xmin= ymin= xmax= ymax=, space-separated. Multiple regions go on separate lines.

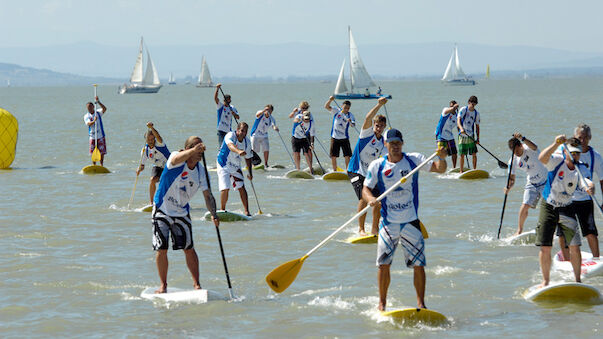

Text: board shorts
xmin=437 ymin=139 xmax=457 ymax=156
xmin=217 ymin=166 xmax=245 ymax=191
xmin=151 ymin=166 xmax=164 ymax=179
xmin=457 ymin=135 xmax=477 ymax=155
xmin=330 ymin=138 xmax=352 ymax=157
xmin=573 ymin=199 xmax=598 ymax=237
xmin=89 ymin=137 xmax=107 ymax=155
xmin=536 ymin=200 xmax=580 ymax=247
xmin=523 ymin=181 xmax=545 ymax=208
xmin=291 ymin=136 xmax=310 ymax=154
xmin=217 ymin=130 xmax=228 ymax=148
xmin=251 ymin=136 xmax=269 ymax=153
xmin=377 ymin=219 xmax=425 ymax=267
xmin=152 ymin=209 xmax=194 ymax=251
xmin=348 ymin=172 xmax=380 ymax=200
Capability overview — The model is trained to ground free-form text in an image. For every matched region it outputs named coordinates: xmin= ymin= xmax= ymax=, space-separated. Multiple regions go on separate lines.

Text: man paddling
xmin=536 ymin=136 xmax=593 ymax=287
xmin=347 ymin=97 xmax=387 ymax=236
xmin=435 ymin=100 xmax=459 ymax=169
xmin=503 ymin=133 xmax=547 ymax=236
xmin=250 ymin=104 xmax=279 ymax=167
xmin=214 ymin=83 xmax=240 ymax=147
xmin=137 ymin=122 xmax=171 ymax=205
xmin=325 ymin=97 xmax=355 ymax=172
xmin=152 ymin=136 xmax=219 ymax=293
xmin=291 ymin=111 xmax=315 ymax=174
xmin=363 ymin=129 xmax=447 ymax=310
xmin=217 ymin=122 xmax=254 ymax=216
xmin=456 ymin=96 xmax=480 ymax=173
xmin=83 ymin=96 xmax=107 ymax=166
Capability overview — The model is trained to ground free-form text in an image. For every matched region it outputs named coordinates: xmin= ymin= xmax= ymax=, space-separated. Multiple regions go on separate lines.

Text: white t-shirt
xmin=457 ymin=106 xmax=480 ymax=137
xmin=434 ymin=108 xmax=457 ymax=141
xmin=543 ymin=153 xmax=580 ymax=207
xmin=141 ymin=142 xmax=171 ymax=168
xmin=574 ymin=146 xmax=603 ymax=201
xmin=292 ymin=114 xmax=315 ymax=139
xmin=250 ymin=111 xmax=276 ymax=138
xmin=217 ymin=131 xmax=253 ymax=172
xmin=347 ymin=127 xmax=385 ymax=177
xmin=330 ymin=107 xmax=355 ymax=140
xmin=83 ymin=110 xmax=106 ymax=139
xmin=509 ymin=144 xmax=547 ymax=185
xmin=217 ymin=103 xmax=239 ymax=133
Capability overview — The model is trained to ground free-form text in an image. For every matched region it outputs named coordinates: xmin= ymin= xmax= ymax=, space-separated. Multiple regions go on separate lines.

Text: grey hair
xmin=574 ymin=123 xmax=592 ymax=139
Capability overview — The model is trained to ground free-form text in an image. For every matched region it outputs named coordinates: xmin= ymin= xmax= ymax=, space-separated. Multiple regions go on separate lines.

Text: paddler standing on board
xmin=250 ymin=104 xmax=279 ymax=168
xmin=536 ymin=135 xmax=594 ymax=286
xmin=291 ymin=111 xmax=315 ymax=174
xmin=434 ymin=100 xmax=459 ymax=169
xmin=217 ymin=122 xmax=254 ymax=216
xmin=347 ymin=97 xmax=387 ymax=236
xmin=363 ymin=129 xmax=447 ymax=310
xmin=503 ymin=133 xmax=547 ymax=236
xmin=137 ymin=122 xmax=171 ymax=206
xmin=83 ymin=96 xmax=107 ymax=166
xmin=214 ymin=83 xmax=240 ymax=147
xmin=152 ymin=136 xmax=219 ymax=293
xmin=456 ymin=96 xmax=480 ymax=173
xmin=324 ymin=96 xmax=355 ymax=172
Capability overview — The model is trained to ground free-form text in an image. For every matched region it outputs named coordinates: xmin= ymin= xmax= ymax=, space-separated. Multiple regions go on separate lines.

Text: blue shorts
xmin=377 ymin=219 xmax=425 ymax=267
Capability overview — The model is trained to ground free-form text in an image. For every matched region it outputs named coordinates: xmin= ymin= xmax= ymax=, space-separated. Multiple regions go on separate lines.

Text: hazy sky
xmin=2 ymin=0 xmax=602 ymax=53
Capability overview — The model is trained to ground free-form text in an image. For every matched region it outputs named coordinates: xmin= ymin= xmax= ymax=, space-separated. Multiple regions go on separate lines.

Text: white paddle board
xmin=346 ymin=234 xmax=377 ymax=244
xmin=81 ymin=165 xmax=110 ymax=174
xmin=204 ymin=210 xmax=252 ymax=222
xmin=503 ymin=229 xmax=536 ymax=245
xmin=140 ymin=287 xmax=225 ymax=303
xmin=553 ymin=251 xmax=603 ymax=279
xmin=381 ymin=308 xmax=448 ymax=326
xmin=285 ymin=169 xmax=314 ymax=179
xmin=457 ymin=169 xmax=489 ymax=179
xmin=523 ymin=282 xmax=602 ymax=303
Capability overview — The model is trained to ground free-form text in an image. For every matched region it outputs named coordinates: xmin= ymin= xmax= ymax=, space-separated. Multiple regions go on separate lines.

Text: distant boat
xmin=333 ymin=26 xmax=391 ymax=100
xmin=441 ymin=44 xmax=476 ymax=86
xmin=196 ymin=56 xmax=214 ymax=88
xmin=523 ymin=72 xmax=528 ymax=80
xmin=485 ymin=64 xmax=490 ymax=79
xmin=6 ymin=79 xmax=10 ymax=87
xmin=119 ymin=37 xmax=162 ymax=94
xmin=168 ymin=73 xmax=176 ymax=85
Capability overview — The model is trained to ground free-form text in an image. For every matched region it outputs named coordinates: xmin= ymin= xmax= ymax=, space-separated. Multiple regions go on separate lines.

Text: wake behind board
xmin=322 ymin=172 xmax=349 ymax=181
xmin=81 ymin=165 xmax=110 ymax=174
xmin=523 ymin=282 xmax=602 ymax=303
xmin=140 ymin=287 xmax=225 ymax=303
xmin=553 ymin=251 xmax=603 ymax=279
xmin=285 ymin=169 xmax=314 ymax=179
xmin=458 ymin=169 xmax=489 ymax=179
xmin=346 ymin=234 xmax=377 ymax=244
xmin=382 ymin=308 xmax=448 ymax=326
xmin=204 ymin=210 xmax=252 ymax=222
xmin=503 ymin=229 xmax=536 ymax=245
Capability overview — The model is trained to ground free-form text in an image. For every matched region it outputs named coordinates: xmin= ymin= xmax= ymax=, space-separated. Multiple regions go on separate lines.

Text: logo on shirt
xmin=181 ymin=171 xmax=189 ymax=180
xmin=149 ymin=153 xmax=154 ymax=158
xmin=384 ymin=168 xmax=393 ymax=178
xmin=558 ymin=170 xmax=564 ymax=180
xmin=518 ymin=160 xmax=523 ymax=167
xmin=371 ymin=138 xmax=376 ymax=145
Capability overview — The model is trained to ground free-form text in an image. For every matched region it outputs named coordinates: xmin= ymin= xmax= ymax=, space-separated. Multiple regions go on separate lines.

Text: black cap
xmin=386 ymin=129 xmax=403 ymax=143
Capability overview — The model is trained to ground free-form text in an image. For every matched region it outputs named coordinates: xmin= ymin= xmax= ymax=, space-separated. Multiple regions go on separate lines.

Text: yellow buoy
xmin=0 ymin=108 xmax=18 ymax=169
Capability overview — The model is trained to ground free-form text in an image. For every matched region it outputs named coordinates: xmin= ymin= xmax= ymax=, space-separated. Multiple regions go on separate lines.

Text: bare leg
xmin=304 ymin=151 xmax=313 ymax=174
xmin=155 ymin=249 xmax=168 ymax=293
xmin=331 ymin=156 xmax=337 ymax=172
xmin=184 ymin=248 xmax=201 ymax=289
xmin=459 ymin=154 xmax=465 ymax=173
xmin=357 ymin=199 xmax=368 ymax=235
xmin=220 ymin=189 xmax=229 ymax=211
xmin=149 ymin=176 xmax=159 ymax=205
xmin=371 ymin=204 xmax=381 ymax=235
xmin=569 ymin=245 xmax=582 ymax=282
xmin=586 ymin=234 xmax=600 ymax=258
xmin=539 ymin=246 xmax=552 ymax=287
xmin=414 ymin=266 xmax=426 ymax=309
xmin=264 ymin=151 xmax=269 ymax=167
xmin=100 ymin=154 xmax=105 ymax=166
xmin=515 ymin=204 xmax=530 ymax=235
xmin=344 ymin=156 xmax=350 ymax=170
xmin=472 ymin=153 xmax=477 ymax=169
xmin=293 ymin=152 xmax=301 ymax=170
xmin=558 ymin=235 xmax=570 ymax=263
xmin=451 ymin=154 xmax=457 ymax=169
xmin=239 ymin=186 xmax=250 ymax=216
xmin=378 ymin=264 xmax=390 ymax=311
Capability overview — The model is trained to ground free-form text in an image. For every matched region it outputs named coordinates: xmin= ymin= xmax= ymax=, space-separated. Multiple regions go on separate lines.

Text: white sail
xmin=143 ymin=51 xmax=160 ymax=85
xmin=453 ymin=46 xmax=467 ymax=78
xmin=442 ymin=45 xmax=468 ymax=81
xmin=334 ymin=59 xmax=348 ymax=94
xmin=348 ymin=27 xmax=375 ymax=90
xmin=130 ymin=38 xmax=144 ymax=83
xmin=442 ymin=52 xmax=454 ymax=81
xmin=169 ymin=73 xmax=174 ymax=83
xmin=198 ymin=56 xmax=213 ymax=86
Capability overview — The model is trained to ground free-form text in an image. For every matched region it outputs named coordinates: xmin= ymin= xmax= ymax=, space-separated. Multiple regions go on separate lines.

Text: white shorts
xmin=523 ymin=181 xmax=545 ymax=208
xmin=377 ymin=220 xmax=425 ymax=267
xmin=251 ymin=136 xmax=269 ymax=153
xmin=217 ymin=166 xmax=245 ymax=191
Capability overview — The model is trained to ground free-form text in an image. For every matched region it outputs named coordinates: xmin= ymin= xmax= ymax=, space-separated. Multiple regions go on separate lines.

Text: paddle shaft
xmin=298 ymin=122 xmax=325 ymax=173
xmin=218 ymin=86 xmax=239 ymax=125
xmin=92 ymin=85 xmax=99 ymax=159
xmin=128 ymin=145 xmax=146 ymax=209
xmin=465 ymin=134 xmax=508 ymax=168
xmin=304 ymin=152 xmax=438 ymax=258
xmin=382 ymin=104 xmax=392 ymax=129
xmin=202 ymin=153 xmax=235 ymax=299
xmin=247 ymin=168 xmax=263 ymax=214
xmin=332 ymin=99 xmax=359 ymax=134
xmin=497 ymin=148 xmax=514 ymax=239
xmin=276 ymin=130 xmax=295 ymax=166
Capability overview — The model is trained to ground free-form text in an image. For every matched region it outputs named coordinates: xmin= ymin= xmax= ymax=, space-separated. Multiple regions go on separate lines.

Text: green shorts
xmin=457 ymin=135 xmax=477 ymax=155
xmin=535 ymin=200 xmax=580 ymax=247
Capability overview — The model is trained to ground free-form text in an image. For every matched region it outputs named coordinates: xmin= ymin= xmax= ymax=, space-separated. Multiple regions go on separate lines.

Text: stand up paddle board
xmin=244 ymin=164 xmax=266 ymax=171
xmin=447 ymin=167 xmax=471 ymax=174
xmin=285 ymin=169 xmax=314 ymax=179
xmin=553 ymin=251 xmax=603 ymax=279
xmin=523 ymin=282 xmax=602 ymax=303
xmin=204 ymin=210 xmax=252 ymax=222
xmin=346 ymin=234 xmax=377 ymax=244
xmin=81 ymin=165 xmax=110 ymax=174
xmin=141 ymin=204 xmax=153 ymax=212
xmin=381 ymin=308 xmax=448 ymax=326
xmin=140 ymin=287 xmax=225 ymax=303
xmin=503 ymin=229 xmax=536 ymax=245
xmin=303 ymin=166 xmax=325 ymax=176
xmin=458 ymin=169 xmax=489 ymax=179
xmin=322 ymin=172 xmax=349 ymax=181
xmin=269 ymin=164 xmax=286 ymax=169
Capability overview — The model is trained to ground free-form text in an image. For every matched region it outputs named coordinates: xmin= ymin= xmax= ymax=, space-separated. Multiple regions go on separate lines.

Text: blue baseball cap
xmin=385 ymin=129 xmax=403 ymax=143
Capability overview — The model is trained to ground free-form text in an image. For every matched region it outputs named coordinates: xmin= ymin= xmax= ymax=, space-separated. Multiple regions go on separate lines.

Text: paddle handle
xmin=497 ymin=149 xmax=514 ymax=239
xmin=277 ymin=130 xmax=295 ymax=166
xmin=305 ymin=152 xmax=438 ymax=257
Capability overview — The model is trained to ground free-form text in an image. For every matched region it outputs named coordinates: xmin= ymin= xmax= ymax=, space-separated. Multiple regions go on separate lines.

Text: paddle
xmin=497 ymin=146 xmax=515 ymax=239
xmin=265 ymin=151 xmax=438 ymax=293
xmin=128 ymin=145 xmax=146 ymax=209
xmin=465 ymin=134 xmax=508 ymax=169
xmin=382 ymin=104 xmax=392 ymax=129
xmin=247 ymin=168 xmax=263 ymax=215
xmin=91 ymin=84 xmax=101 ymax=163
xmin=218 ymin=86 xmax=240 ymax=125
xmin=201 ymin=152 xmax=235 ymax=300
xmin=276 ymin=130 xmax=295 ymax=167
xmin=331 ymin=99 xmax=360 ymax=134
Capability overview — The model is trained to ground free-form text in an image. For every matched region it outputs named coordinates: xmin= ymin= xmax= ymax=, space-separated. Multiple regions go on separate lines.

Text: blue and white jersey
xmin=154 ymin=152 xmax=208 ymax=216
xmin=250 ymin=111 xmax=276 ymax=138
xmin=542 ymin=153 xmax=580 ymax=207
xmin=141 ymin=142 xmax=171 ymax=168
xmin=217 ymin=131 xmax=253 ymax=172
xmin=457 ymin=106 xmax=480 ymax=137
xmin=509 ymin=144 xmax=547 ymax=186
xmin=330 ymin=108 xmax=355 ymax=140
xmin=83 ymin=110 xmax=106 ymax=140
xmin=347 ymin=127 xmax=385 ymax=177
xmin=364 ymin=153 xmax=433 ymax=224
xmin=573 ymin=146 xmax=603 ymax=201
xmin=291 ymin=114 xmax=315 ymax=139
xmin=435 ymin=107 xmax=457 ymax=141
xmin=217 ymin=103 xmax=239 ymax=133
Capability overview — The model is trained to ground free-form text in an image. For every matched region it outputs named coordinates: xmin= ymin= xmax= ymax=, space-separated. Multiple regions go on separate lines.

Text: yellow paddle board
xmin=346 ymin=234 xmax=377 ymax=244
xmin=286 ymin=170 xmax=314 ymax=179
xmin=204 ymin=210 xmax=252 ymax=222
xmin=81 ymin=165 xmax=110 ymax=174
xmin=382 ymin=308 xmax=448 ymax=326
xmin=322 ymin=172 xmax=349 ymax=181
xmin=141 ymin=205 xmax=153 ymax=212
xmin=0 ymin=108 xmax=18 ymax=169
xmin=458 ymin=169 xmax=489 ymax=179
xmin=523 ymin=282 xmax=602 ymax=303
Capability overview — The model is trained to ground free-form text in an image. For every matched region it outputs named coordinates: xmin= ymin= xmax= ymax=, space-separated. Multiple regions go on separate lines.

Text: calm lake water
xmin=0 ymin=79 xmax=602 ymax=338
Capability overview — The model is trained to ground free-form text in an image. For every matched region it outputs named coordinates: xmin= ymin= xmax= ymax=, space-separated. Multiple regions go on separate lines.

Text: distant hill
xmin=0 ymin=62 xmax=118 ymax=86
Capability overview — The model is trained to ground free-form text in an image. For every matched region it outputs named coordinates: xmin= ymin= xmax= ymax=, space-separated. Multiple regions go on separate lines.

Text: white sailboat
xmin=441 ymin=44 xmax=476 ymax=86
xmin=119 ymin=37 xmax=162 ymax=94
xmin=168 ymin=73 xmax=176 ymax=85
xmin=196 ymin=56 xmax=214 ymax=88
xmin=523 ymin=72 xmax=528 ymax=80
xmin=333 ymin=26 xmax=390 ymax=100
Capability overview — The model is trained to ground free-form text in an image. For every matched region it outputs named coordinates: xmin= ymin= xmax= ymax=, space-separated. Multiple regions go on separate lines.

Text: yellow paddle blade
xmin=336 ymin=166 xmax=345 ymax=172
xmin=419 ymin=221 xmax=429 ymax=239
xmin=265 ymin=255 xmax=307 ymax=293
xmin=91 ymin=147 xmax=101 ymax=162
